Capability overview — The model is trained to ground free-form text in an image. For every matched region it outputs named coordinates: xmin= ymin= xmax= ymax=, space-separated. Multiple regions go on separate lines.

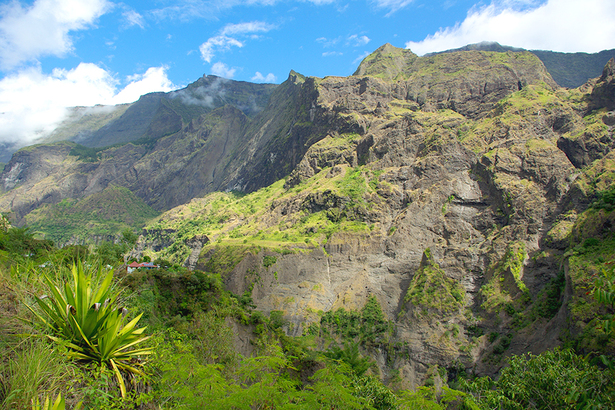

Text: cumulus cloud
xmin=406 ymin=0 xmax=615 ymax=55
xmin=251 ymin=72 xmax=277 ymax=82
xmin=211 ymin=62 xmax=236 ymax=79
xmin=0 ymin=63 xmax=176 ymax=145
xmin=199 ymin=20 xmax=274 ymax=63
xmin=112 ymin=66 xmax=175 ymax=104
xmin=0 ymin=0 xmax=111 ymax=70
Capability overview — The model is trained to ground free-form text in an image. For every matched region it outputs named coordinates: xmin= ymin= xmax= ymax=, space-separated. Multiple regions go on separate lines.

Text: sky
xmin=0 ymin=0 xmax=614 ymax=148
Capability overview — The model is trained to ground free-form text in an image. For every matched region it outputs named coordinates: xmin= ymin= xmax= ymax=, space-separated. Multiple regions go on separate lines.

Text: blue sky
xmin=1 ymin=0 xmax=615 ymax=146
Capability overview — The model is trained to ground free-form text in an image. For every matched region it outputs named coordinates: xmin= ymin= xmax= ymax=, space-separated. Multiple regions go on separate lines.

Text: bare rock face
xmin=590 ymin=57 xmax=615 ymax=111
xmin=184 ymin=234 xmax=210 ymax=269
xmin=558 ymin=58 xmax=615 ymax=168
xmin=181 ymin=48 xmax=612 ymax=384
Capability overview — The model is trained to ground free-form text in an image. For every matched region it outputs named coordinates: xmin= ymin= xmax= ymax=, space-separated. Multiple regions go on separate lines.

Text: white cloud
xmin=372 ymin=0 xmax=415 ymax=15
xmin=323 ymin=51 xmax=343 ymax=57
xmin=122 ymin=9 xmax=145 ymax=29
xmin=0 ymin=63 xmax=177 ymax=145
xmin=0 ymin=0 xmax=111 ymax=70
xmin=348 ymin=34 xmax=370 ymax=47
xmin=199 ymin=20 xmax=274 ymax=63
xmin=316 ymin=36 xmax=340 ymax=48
xmin=305 ymin=0 xmax=336 ymax=4
xmin=405 ymin=0 xmax=615 ymax=55
xmin=150 ymin=0 xmax=281 ymax=21
xmin=199 ymin=36 xmax=243 ymax=63
xmin=221 ymin=21 xmax=275 ymax=36
xmin=211 ymin=62 xmax=236 ymax=79
xmin=112 ymin=66 xmax=175 ymax=104
xmin=251 ymin=71 xmax=277 ymax=82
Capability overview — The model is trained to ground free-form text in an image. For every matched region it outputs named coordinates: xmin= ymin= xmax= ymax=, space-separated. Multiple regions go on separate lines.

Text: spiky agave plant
xmin=28 ymin=262 xmax=151 ymax=397
xmin=32 ymin=393 xmax=82 ymax=410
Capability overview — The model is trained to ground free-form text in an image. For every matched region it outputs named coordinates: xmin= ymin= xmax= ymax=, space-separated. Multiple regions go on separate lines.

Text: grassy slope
xmin=25 ymin=186 xmax=160 ymax=244
xmin=144 ymin=158 xmax=382 ymax=264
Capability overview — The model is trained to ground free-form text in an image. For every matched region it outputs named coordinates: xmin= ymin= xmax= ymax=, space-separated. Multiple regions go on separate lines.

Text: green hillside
xmin=24 ymin=186 xmax=159 ymax=244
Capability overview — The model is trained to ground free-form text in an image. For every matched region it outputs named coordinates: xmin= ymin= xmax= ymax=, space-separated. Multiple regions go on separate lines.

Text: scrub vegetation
xmin=1 ymin=212 xmax=614 ymax=409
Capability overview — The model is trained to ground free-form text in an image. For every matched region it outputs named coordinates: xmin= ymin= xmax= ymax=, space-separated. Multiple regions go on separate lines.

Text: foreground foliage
xmin=29 ymin=263 xmax=151 ymax=398
xmin=1 ymin=219 xmax=614 ymax=409
xmin=461 ymin=348 xmax=615 ymax=409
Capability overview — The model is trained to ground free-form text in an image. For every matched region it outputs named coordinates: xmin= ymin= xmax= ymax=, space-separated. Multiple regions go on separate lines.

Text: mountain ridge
xmin=0 ymin=42 xmax=612 ymax=164
xmin=428 ymin=41 xmax=615 ymax=88
xmin=1 ymin=43 xmax=614 ymax=386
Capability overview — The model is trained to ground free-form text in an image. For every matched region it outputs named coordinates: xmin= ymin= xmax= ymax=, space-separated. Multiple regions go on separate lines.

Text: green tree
xmin=461 ymin=348 xmax=613 ymax=409
xmin=120 ymin=229 xmax=138 ymax=247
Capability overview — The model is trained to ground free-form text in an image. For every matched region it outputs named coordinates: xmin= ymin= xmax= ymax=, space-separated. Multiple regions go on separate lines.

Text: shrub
xmin=28 ymin=263 xmax=151 ymax=397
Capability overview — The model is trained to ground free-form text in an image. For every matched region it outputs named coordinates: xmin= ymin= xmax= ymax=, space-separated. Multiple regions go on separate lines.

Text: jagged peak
xmin=374 ymin=43 xmax=400 ymax=54
xmin=601 ymin=57 xmax=615 ymax=80
xmin=590 ymin=57 xmax=615 ymax=110
xmin=287 ymin=70 xmax=306 ymax=85
xmin=353 ymin=43 xmax=417 ymax=81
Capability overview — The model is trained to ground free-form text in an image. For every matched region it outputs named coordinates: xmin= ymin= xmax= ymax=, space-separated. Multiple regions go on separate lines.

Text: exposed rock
xmin=184 ymin=234 xmax=210 ymax=269
xmin=590 ymin=57 xmax=615 ymax=111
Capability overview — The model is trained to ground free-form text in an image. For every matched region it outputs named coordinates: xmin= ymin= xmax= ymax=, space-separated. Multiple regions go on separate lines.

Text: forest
xmin=0 ymin=214 xmax=614 ymax=410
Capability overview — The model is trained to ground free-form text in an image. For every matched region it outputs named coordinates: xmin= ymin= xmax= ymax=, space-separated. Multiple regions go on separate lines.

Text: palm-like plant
xmin=28 ymin=263 xmax=151 ymax=397
xmin=32 ymin=393 xmax=82 ymax=410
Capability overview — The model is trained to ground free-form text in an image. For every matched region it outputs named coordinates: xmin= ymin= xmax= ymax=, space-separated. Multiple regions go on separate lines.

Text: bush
xmin=462 ymin=348 xmax=615 ymax=409
xmin=28 ymin=263 xmax=151 ymax=398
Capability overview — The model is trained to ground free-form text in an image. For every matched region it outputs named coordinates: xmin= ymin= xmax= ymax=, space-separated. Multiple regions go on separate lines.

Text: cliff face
xmin=2 ymin=46 xmax=614 ymax=385
xmin=138 ymin=50 xmax=614 ymax=383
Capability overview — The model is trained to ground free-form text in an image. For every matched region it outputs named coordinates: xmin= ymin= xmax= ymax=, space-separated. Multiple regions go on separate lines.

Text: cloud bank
xmin=0 ymin=64 xmax=176 ymax=145
xmin=406 ymin=0 xmax=615 ymax=55
xmin=0 ymin=0 xmax=177 ymax=147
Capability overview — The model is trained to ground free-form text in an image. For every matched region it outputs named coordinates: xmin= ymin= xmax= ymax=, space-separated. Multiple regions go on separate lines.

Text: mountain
xmin=0 ymin=44 xmax=611 ymax=163
xmin=431 ymin=41 xmax=615 ymax=88
xmin=1 ymin=44 xmax=615 ymax=386
xmin=0 ymin=75 xmax=278 ymax=162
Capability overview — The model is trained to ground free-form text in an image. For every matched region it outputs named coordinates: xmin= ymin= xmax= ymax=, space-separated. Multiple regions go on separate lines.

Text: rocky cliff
xmin=1 ymin=45 xmax=614 ymax=385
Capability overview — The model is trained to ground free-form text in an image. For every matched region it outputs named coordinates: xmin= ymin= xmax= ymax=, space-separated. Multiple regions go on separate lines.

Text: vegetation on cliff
xmin=1 ymin=217 xmax=614 ymax=409
xmin=25 ymin=186 xmax=159 ymax=245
